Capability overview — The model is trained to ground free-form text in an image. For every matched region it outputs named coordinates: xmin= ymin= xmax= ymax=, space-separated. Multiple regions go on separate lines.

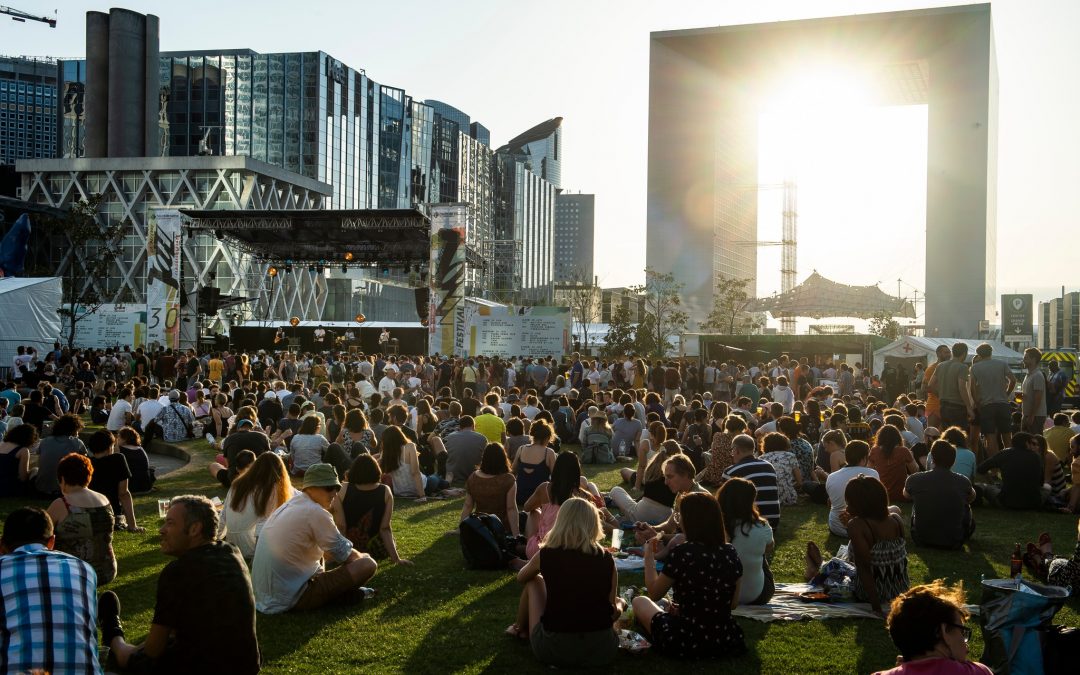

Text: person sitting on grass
xmin=0 ymin=421 xmax=37 ymax=497
xmin=976 ymin=432 xmax=1044 ymax=510
xmin=624 ymin=421 xmax=667 ymax=491
xmin=219 ymin=452 xmax=293 ymax=560
xmin=378 ymin=425 xmax=445 ymax=500
xmin=46 ymin=453 xmax=119 ymax=584
xmin=721 ymin=433 xmax=781 ymax=529
xmin=332 ymin=454 xmax=412 ymax=565
xmin=805 ymin=475 xmax=910 ymax=615
xmin=213 ymin=418 xmax=271 ymax=487
xmin=116 ymin=426 xmax=156 ymax=493
xmin=251 ymin=463 xmax=377 ymax=613
xmin=904 ymin=440 xmax=976 ymax=550
xmin=86 ymin=429 xmax=142 ymax=533
xmin=630 ymin=454 xmax=712 ymax=555
xmin=632 ymin=492 xmax=747 ymax=659
xmin=1022 ymin=520 xmax=1080 ymax=593
xmin=759 ymin=431 xmax=804 ymax=507
xmin=511 ymin=417 xmax=557 ymax=508
xmin=523 ymin=453 xmax=617 ymax=559
xmin=697 ymin=414 xmax=749 ymax=486
xmin=874 ymin=580 xmax=991 ymax=674
xmin=99 ymin=495 xmax=261 ymax=674
xmin=0 ymin=507 xmax=100 ymax=675
xmin=607 ymin=440 xmax=682 ymax=524
xmin=462 ymin=443 xmax=520 ymax=537
xmin=718 ymin=477 xmax=775 ymax=605
xmin=508 ymin=497 xmax=623 ymax=669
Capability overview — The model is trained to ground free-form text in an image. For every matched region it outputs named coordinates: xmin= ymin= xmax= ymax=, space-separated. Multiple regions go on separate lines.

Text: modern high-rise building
xmin=492 ymin=148 xmax=556 ymax=305
xmin=0 ymin=56 xmax=59 ymax=167
xmin=1039 ymin=293 xmax=1080 ymax=351
xmin=554 ymin=193 xmax=594 ymax=283
xmin=499 ymin=117 xmax=562 ymax=190
xmin=469 ymin=121 xmax=490 ymax=147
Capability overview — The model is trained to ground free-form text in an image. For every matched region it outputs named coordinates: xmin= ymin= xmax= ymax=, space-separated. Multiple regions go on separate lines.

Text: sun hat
xmin=303 ymin=463 xmax=341 ymax=490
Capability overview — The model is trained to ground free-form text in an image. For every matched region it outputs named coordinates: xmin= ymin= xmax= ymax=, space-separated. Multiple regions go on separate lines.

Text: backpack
xmin=459 ymin=513 xmax=511 ymax=570
xmin=331 ymin=362 xmax=345 ymax=382
xmin=582 ymin=431 xmax=615 ymax=464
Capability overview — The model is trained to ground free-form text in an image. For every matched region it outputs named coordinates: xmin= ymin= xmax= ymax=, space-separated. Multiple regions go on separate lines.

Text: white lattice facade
xmin=17 ymin=156 xmax=333 ymax=327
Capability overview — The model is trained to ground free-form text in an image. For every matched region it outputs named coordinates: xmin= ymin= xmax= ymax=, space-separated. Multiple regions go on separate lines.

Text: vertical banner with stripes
xmin=427 ymin=204 xmax=468 ymax=357
xmin=145 ymin=208 xmax=183 ymax=350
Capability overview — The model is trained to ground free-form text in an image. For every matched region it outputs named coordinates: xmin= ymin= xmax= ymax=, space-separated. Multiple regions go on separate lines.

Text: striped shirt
xmin=723 ymin=456 xmax=781 ymax=527
xmin=0 ymin=543 xmax=101 ymax=674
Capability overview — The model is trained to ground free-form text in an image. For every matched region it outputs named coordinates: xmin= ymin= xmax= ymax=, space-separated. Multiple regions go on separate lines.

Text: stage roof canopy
xmin=749 ymin=271 xmax=916 ymax=319
xmin=180 ymin=208 xmax=432 ymax=267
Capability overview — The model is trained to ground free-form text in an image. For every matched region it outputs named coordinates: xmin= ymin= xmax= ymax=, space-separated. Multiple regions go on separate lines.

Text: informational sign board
xmin=61 ymin=305 xmax=145 ymax=349
xmin=1001 ymin=294 xmax=1033 ymax=343
xmin=465 ymin=305 xmax=570 ymax=359
xmin=146 ymin=208 xmax=183 ymax=350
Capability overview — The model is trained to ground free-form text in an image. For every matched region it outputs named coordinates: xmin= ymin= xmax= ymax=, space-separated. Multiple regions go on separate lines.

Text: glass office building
xmin=0 ymin=56 xmax=59 ymax=166
xmin=499 ymin=116 xmax=562 ymax=190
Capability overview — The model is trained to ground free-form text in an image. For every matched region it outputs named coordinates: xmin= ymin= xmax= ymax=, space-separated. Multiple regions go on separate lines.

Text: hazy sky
xmin=4 ymin=0 xmax=1078 ymax=318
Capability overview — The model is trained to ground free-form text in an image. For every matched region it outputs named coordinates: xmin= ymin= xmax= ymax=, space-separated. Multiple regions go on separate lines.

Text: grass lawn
xmin=5 ymin=439 xmax=1079 ymax=674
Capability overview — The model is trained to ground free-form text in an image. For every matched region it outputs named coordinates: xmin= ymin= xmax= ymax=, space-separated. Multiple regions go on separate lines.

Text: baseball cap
xmin=235 ymin=418 xmax=254 ymax=428
xmin=924 ymin=426 xmax=941 ymax=440
xmin=303 ymin=463 xmax=341 ymax=490
xmin=264 ymin=391 xmax=277 ymax=400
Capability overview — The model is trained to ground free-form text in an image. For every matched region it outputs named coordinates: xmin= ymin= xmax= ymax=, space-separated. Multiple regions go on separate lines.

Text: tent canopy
xmin=0 ymin=277 xmax=61 ymax=369
xmin=749 ymin=271 xmax=915 ymax=319
xmin=872 ymin=336 xmax=1023 ymax=376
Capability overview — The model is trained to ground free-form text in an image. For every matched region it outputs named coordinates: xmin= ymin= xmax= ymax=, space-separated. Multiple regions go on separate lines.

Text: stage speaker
xmin=414 ymin=287 xmax=429 ymax=321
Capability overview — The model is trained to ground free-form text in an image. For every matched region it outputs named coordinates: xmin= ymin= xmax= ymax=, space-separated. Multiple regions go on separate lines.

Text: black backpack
xmin=459 ymin=513 xmax=510 ymax=570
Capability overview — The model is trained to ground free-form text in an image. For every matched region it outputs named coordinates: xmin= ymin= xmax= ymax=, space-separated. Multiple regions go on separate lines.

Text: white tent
xmin=0 ymin=277 xmax=61 ymax=371
xmin=872 ymin=336 xmax=1024 ymax=376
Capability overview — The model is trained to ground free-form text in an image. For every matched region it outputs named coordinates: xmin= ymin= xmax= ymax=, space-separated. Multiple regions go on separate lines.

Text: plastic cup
xmin=611 ymin=528 xmax=623 ymax=550
xmin=157 ymin=499 xmax=171 ymax=518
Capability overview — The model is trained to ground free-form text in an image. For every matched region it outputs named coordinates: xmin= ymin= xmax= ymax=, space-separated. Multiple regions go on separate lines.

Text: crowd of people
xmin=1 ymin=341 xmax=1079 ymax=672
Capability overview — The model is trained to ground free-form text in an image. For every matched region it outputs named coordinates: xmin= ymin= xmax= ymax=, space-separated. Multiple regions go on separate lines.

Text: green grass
xmin=6 ymin=440 xmax=1079 ymax=674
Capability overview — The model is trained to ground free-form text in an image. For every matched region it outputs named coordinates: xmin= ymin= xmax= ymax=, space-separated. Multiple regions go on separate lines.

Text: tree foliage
xmin=41 ymin=196 xmax=127 ymax=348
xmin=559 ymin=272 xmax=601 ymax=353
xmin=701 ymin=274 xmax=760 ymax=334
xmin=630 ymin=268 xmax=687 ymax=358
xmin=601 ymin=303 xmax=636 ymax=359
xmin=868 ymin=311 xmax=902 ymax=340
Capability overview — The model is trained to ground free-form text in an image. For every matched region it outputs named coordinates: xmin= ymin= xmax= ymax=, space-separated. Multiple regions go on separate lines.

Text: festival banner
xmin=427 ymin=204 xmax=468 ymax=356
xmin=467 ymin=304 xmax=571 ymax=359
xmin=145 ymin=208 xmax=183 ymax=349
xmin=1001 ymin=294 xmax=1033 ymax=343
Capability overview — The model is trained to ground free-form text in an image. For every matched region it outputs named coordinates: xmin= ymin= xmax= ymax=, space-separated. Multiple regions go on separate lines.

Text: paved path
xmin=148 ymin=452 xmax=188 ymax=478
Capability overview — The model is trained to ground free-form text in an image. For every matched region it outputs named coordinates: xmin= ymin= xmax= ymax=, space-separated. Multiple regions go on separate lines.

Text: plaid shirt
xmin=0 ymin=543 xmax=101 ymax=675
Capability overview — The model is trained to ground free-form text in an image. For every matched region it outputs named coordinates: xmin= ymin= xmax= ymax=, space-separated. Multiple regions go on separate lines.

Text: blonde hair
xmin=541 ymin=497 xmax=603 ymax=554
xmin=643 ymin=439 xmax=682 ymax=484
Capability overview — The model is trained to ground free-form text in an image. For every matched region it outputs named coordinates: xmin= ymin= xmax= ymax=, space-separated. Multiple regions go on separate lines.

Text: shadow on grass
xmin=399 ymin=498 xmax=464 ymax=525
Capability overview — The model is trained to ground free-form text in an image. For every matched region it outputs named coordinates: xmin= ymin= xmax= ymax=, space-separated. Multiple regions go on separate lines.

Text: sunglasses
xmin=947 ymin=623 xmax=972 ymax=641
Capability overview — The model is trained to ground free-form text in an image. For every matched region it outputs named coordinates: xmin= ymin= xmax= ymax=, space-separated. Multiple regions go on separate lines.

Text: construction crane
xmin=732 ymin=178 xmax=798 ymax=333
xmin=1 ymin=5 xmax=56 ymax=27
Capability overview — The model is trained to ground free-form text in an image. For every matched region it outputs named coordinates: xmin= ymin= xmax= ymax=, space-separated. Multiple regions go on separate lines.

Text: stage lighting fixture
xmin=355 ymin=313 xmax=366 ymax=323
xmin=289 ymin=316 xmax=300 ymax=327
xmin=341 ymin=264 xmax=348 ymax=274
xmin=267 ymin=266 xmax=278 ymax=277
xmin=344 ymin=252 xmax=355 ymax=262
xmin=285 ymin=263 xmax=293 ymax=273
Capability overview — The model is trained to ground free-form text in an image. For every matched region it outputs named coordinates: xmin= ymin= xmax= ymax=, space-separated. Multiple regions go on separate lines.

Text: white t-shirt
xmin=137 ymin=399 xmax=164 ymax=424
xmin=106 ymin=399 xmax=133 ymax=432
xmin=522 ymin=405 xmax=541 ymax=420
xmin=731 ymin=521 xmax=774 ymax=604
xmin=825 ymin=466 xmax=880 ymax=537
xmin=378 ymin=376 xmax=396 ymax=397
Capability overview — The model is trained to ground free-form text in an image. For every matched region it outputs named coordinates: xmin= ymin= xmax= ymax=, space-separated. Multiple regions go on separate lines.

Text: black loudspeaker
xmin=414 ymin=287 xmax=429 ymax=321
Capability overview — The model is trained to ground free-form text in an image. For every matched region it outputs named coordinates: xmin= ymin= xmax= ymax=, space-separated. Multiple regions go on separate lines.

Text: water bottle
xmin=620 ymin=440 xmax=629 ymax=457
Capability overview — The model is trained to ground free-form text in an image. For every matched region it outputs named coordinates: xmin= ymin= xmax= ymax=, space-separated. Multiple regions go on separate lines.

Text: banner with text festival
xmin=145 ymin=208 xmax=183 ymax=349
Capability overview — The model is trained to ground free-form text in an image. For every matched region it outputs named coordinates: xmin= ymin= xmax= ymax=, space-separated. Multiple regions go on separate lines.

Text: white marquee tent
xmin=872 ymin=336 xmax=1024 ymax=376
xmin=0 ymin=277 xmax=61 ymax=373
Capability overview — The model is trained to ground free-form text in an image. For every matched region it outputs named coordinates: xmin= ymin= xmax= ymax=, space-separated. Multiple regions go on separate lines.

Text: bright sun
xmin=754 ymin=67 xmax=929 ymax=331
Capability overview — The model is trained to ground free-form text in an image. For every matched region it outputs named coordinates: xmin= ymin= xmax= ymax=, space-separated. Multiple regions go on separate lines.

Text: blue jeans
xmin=424 ymin=474 xmax=448 ymax=495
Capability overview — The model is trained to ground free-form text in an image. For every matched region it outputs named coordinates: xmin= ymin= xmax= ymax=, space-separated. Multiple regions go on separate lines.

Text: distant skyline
xmin=4 ymin=0 xmax=1079 ymax=320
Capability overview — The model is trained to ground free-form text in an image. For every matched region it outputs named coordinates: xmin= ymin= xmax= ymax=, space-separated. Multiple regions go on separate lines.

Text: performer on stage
xmin=344 ymin=328 xmax=357 ymax=344
xmin=379 ymin=327 xmax=391 ymax=347
xmin=274 ymin=326 xmax=286 ymax=345
xmin=314 ymin=325 xmax=327 ymax=347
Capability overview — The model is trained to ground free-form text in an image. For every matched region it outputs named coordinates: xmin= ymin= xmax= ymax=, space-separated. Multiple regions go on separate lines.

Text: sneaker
xmin=97 ymin=590 xmax=125 ymax=646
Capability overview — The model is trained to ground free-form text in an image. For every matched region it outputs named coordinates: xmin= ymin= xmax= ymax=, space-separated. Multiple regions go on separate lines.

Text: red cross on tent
xmin=902 ymin=342 xmax=914 ymax=354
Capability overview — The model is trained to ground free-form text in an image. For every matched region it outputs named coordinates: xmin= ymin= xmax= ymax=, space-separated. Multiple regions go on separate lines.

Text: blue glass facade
xmin=0 ymin=57 xmax=58 ymax=166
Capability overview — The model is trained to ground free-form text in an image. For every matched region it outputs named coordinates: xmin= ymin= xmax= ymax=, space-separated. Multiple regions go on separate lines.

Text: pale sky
xmin=4 ymin=0 xmax=1079 ymax=321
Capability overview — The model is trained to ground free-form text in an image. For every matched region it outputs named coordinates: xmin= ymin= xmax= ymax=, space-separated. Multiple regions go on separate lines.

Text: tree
xmin=601 ymin=303 xmax=636 ymax=359
xmin=42 ymin=196 xmax=127 ymax=348
xmin=558 ymin=273 xmax=601 ymax=353
xmin=701 ymin=275 xmax=760 ymax=334
xmin=630 ymin=268 xmax=688 ymax=358
xmin=868 ymin=311 xmax=902 ymax=340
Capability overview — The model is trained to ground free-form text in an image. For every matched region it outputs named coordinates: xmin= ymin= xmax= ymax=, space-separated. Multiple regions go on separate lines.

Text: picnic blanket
xmin=732 ymin=584 xmax=981 ymax=623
